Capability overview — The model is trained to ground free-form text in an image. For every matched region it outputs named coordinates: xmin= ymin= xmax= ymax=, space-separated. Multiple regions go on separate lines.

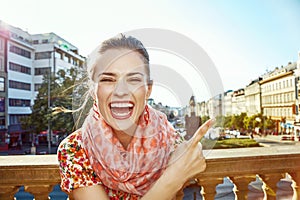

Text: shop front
xmin=0 ymin=129 xmax=8 ymax=151
xmin=7 ymin=124 xmax=30 ymax=149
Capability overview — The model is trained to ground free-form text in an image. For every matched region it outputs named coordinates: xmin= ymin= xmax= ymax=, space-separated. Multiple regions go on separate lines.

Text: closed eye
xmin=99 ymin=77 xmax=115 ymax=82
xmin=128 ymin=77 xmax=142 ymax=82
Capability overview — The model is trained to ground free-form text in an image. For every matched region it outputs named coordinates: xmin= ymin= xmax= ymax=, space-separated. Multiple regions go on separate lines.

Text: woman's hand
xmin=141 ymin=119 xmax=215 ymax=200
xmin=167 ymin=118 xmax=215 ymax=183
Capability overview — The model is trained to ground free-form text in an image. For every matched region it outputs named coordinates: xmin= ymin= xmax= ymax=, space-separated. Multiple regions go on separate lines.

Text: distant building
xmin=260 ymin=62 xmax=297 ymax=133
xmin=205 ymin=94 xmax=223 ymax=118
xmin=224 ymin=90 xmax=233 ymax=116
xmin=0 ymin=20 xmax=85 ymax=148
xmin=198 ymin=101 xmax=208 ymax=117
xmin=185 ymin=95 xmax=201 ymax=140
xmin=0 ymin=23 xmax=8 ymax=149
xmin=231 ymin=89 xmax=246 ymax=115
xmin=244 ymin=78 xmax=262 ymax=116
xmin=186 ymin=95 xmax=197 ymax=116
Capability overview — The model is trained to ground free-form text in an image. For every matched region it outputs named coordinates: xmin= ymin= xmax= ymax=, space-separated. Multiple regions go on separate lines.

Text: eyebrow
xmin=98 ymin=72 xmax=116 ymax=77
xmin=126 ymin=72 xmax=144 ymax=77
xmin=98 ymin=72 xmax=145 ymax=77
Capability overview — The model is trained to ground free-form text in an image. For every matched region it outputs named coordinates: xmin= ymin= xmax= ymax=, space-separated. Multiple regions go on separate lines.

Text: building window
xmin=9 ymin=80 xmax=31 ymax=91
xmin=72 ymin=58 xmax=78 ymax=66
xmin=9 ymin=62 xmax=31 ymax=75
xmin=78 ymin=60 xmax=83 ymax=68
xmin=35 ymin=52 xmax=51 ymax=60
xmin=0 ymin=116 xmax=5 ymax=129
xmin=9 ymin=98 xmax=31 ymax=107
xmin=34 ymin=84 xmax=42 ymax=91
xmin=278 ymin=95 xmax=281 ymax=103
xmin=9 ymin=114 xmax=27 ymax=125
xmin=0 ymin=77 xmax=4 ymax=92
xmin=34 ymin=67 xmax=51 ymax=75
xmin=63 ymin=54 xmax=70 ymax=63
xmin=0 ymin=38 xmax=3 ymax=51
xmin=9 ymin=45 xmax=31 ymax=58
xmin=0 ymin=97 xmax=5 ymax=112
xmin=42 ymin=39 xmax=49 ymax=44
xmin=0 ymin=57 xmax=4 ymax=72
xmin=33 ymin=40 xmax=39 ymax=44
xmin=55 ymin=51 xmax=63 ymax=59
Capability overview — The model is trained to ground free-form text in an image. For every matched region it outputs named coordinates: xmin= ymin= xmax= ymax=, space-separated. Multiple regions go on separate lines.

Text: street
xmin=0 ymin=143 xmax=58 ymax=155
xmin=254 ymin=134 xmax=300 ymax=147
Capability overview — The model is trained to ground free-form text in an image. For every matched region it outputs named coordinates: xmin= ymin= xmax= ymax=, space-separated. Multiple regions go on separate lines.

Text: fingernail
xmin=210 ymin=118 xmax=216 ymax=126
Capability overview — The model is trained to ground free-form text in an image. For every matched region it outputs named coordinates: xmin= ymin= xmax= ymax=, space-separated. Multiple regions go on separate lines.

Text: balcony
xmin=0 ymin=145 xmax=299 ymax=200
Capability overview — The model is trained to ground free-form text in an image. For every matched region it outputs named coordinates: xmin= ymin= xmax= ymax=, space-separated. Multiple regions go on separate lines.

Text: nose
xmin=113 ymin=79 xmax=129 ymax=97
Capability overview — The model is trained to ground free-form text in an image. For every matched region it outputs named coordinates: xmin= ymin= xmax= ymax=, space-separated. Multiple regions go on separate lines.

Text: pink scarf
xmin=82 ymin=104 xmax=177 ymax=196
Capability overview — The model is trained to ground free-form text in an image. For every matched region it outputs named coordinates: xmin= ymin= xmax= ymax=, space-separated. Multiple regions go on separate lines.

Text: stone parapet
xmin=0 ymin=146 xmax=299 ymax=199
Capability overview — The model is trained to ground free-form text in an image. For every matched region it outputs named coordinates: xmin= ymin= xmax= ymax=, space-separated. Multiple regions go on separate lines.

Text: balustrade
xmin=0 ymin=145 xmax=299 ymax=199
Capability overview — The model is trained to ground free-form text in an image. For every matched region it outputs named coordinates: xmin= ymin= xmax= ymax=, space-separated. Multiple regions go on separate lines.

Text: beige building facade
xmin=260 ymin=62 xmax=297 ymax=133
xmin=244 ymin=78 xmax=262 ymax=116
xmin=224 ymin=90 xmax=233 ymax=116
xmin=231 ymin=89 xmax=246 ymax=115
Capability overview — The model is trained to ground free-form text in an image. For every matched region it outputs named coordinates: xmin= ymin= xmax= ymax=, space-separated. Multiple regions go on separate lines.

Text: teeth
xmin=110 ymin=102 xmax=133 ymax=108
xmin=111 ymin=110 xmax=131 ymax=117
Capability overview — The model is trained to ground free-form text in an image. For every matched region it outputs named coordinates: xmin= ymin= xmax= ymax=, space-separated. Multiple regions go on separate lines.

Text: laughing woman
xmin=57 ymin=34 xmax=214 ymax=200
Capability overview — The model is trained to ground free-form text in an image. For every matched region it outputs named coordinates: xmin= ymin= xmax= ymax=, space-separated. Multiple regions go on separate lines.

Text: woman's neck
xmin=113 ymin=125 xmax=137 ymax=149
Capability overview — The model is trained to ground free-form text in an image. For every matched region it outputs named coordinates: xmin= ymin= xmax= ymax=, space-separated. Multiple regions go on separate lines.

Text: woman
xmin=57 ymin=34 xmax=214 ymax=200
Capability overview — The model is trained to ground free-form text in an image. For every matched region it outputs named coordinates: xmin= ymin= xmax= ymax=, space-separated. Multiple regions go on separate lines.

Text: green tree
xmin=215 ymin=115 xmax=225 ymax=127
xmin=223 ymin=115 xmax=232 ymax=128
xmin=264 ymin=117 xmax=275 ymax=130
xmin=243 ymin=115 xmax=251 ymax=130
xmin=201 ymin=115 xmax=210 ymax=124
xmin=229 ymin=113 xmax=247 ymax=130
xmin=21 ymin=67 xmax=79 ymax=135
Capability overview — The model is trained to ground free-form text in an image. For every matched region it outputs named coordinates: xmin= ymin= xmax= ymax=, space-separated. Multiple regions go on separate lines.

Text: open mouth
xmin=110 ymin=101 xmax=134 ymax=120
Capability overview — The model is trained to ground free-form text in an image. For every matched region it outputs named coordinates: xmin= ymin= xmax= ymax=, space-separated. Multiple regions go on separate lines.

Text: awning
xmin=39 ymin=130 xmax=60 ymax=135
xmin=8 ymin=124 xmax=28 ymax=134
xmin=280 ymin=122 xmax=294 ymax=129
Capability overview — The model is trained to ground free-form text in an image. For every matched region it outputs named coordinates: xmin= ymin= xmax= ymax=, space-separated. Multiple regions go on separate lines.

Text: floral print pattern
xmin=58 ymin=130 xmax=140 ymax=199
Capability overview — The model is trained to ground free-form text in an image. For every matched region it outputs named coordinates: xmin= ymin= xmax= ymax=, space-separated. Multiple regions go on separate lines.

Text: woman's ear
xmin=146 ymin=81 xmax=153 ymax=99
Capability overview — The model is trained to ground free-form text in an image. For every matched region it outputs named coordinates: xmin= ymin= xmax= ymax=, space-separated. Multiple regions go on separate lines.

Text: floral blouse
xmin=57 ymin=130 xmax=183 ymax=199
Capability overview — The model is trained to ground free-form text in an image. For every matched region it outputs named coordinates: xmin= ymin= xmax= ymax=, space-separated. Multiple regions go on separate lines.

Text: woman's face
xmin=93 ymin=49 xmax=152 ymax=132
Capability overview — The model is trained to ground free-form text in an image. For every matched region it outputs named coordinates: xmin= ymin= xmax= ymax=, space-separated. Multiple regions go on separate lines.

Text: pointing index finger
xmin=191 ymin=118 xmax=215 ymax=147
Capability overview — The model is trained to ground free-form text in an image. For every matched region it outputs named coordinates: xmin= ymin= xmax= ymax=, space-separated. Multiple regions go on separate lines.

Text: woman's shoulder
xmin=57 ymin=129 xmax=83 ymax=155
xmin=57 ymin=129 xmax=102 ymax=193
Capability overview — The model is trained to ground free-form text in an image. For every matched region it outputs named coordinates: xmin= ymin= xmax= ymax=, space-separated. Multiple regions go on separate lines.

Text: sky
xmin=1 ymin=0 xmax=300 ymax=107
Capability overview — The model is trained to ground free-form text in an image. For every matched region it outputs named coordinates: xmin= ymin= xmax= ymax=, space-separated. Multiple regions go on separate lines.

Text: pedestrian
xmin=57 ymin=34 xmax=214 ymax=199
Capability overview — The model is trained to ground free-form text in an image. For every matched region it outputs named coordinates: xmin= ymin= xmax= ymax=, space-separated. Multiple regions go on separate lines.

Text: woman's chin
xmin=111 ymin=119 xmax=136 ymax=134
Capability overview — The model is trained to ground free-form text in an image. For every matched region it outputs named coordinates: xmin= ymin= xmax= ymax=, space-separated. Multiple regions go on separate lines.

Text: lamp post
xmin=47 ymin=75 xmax=51 ymax=153
xmin=47 ymin=51 xmax=52 ymax=154
xmin=294 ymin=75 xmax=299 ymax=141
xmin=255 ymin=117 xmax=262 ymax=135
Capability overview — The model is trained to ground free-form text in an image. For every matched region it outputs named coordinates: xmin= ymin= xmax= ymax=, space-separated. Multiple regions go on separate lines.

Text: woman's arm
xmin=71 ymin=184 xmax=109 ymax=200
xmin=141 ymin=119 xmax=214 ymax=200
